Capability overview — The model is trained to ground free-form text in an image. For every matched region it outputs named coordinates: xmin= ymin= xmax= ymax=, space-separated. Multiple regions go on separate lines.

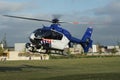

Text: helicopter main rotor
xmin=3 ymin=15 xmax=98 ymax=25
xmin=3 ymin=15 xmax=67 ymax=24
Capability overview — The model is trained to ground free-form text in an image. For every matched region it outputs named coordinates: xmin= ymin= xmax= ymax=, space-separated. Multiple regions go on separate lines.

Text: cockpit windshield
xmin=33 ymin=29 xmax=46 ymax=38
xmin=33 ymin=29 xmax=63 ymax=40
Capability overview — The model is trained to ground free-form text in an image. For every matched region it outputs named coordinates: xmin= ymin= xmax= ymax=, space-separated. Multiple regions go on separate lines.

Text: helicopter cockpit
xmin=33 ymin=28 xmax=63 ymax=40
xmin=29 ymin=28 xmax=63 ymax=45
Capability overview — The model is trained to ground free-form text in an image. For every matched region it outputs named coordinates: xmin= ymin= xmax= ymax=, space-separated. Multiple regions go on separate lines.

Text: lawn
xmin=0 ymin=57 xmax=120 ymax=80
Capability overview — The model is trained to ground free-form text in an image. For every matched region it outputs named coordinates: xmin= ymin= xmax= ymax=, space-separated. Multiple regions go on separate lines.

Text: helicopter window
xmin=34 ymin=29 xmax=47 ymax=38
xmin=44 ymin=30 xmax=63 ymax=40
xmin=33 ymin=29 xmax=63 ymax=40
xmin=34 ymin=29 xmax=42 ymax=37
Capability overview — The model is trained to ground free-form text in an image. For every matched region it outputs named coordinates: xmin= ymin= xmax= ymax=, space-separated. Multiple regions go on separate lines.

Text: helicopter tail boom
xmin=80 ymin=27 xmax=93 ymax=53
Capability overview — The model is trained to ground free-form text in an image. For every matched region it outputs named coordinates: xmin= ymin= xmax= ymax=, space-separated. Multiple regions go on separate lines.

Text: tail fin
xmin=81 ymin=27 xmax=93 ymax=53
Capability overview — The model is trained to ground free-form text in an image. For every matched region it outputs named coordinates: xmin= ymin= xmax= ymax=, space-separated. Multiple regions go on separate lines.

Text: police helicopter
xmin=3 ymin=15 xmax=93 ymax=55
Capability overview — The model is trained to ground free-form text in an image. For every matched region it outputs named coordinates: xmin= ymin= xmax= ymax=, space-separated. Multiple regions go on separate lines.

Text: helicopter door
xmin=51 ymin=32 xmax=69 ymax=50
xmin=42 ymin=30 xmax=69 ymax=50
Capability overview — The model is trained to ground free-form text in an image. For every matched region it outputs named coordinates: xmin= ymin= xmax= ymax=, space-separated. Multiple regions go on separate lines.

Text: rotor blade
xmin=51 ymin=20 xmax=93 ymax=24
xmin=3 ymin=15 xmax=52 ymax=22
xmin=58 ymin=21 xmax=68 ymax=23
xmin=65 ymin=21 xmax=91 ymax=24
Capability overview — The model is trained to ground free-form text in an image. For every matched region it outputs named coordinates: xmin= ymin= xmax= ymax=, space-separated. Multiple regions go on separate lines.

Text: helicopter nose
xmin=30 ymin=33 xmax=35 ymax=40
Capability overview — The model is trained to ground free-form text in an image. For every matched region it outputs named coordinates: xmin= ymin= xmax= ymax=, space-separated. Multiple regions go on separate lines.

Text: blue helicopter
xmin=3 ymin=15 xmax=93 ymax=55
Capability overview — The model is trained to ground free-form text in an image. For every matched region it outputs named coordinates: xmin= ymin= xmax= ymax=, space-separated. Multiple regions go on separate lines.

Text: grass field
xmin=0 ymin=57 xmax=120 ymax=80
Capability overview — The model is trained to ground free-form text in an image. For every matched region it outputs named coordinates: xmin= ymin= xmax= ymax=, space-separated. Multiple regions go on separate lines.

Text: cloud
xmin=95 ymin=0 xmax=120 ymax=15
xmin=90 ymin=0 xmax=120 ymax=45
xmin=66 ymin=0 xmax=120 ymax=45
xmin=0 ymin=1 xmax=25 ymax=14
xmin=94 ymin=0 xmax=120 ymax=24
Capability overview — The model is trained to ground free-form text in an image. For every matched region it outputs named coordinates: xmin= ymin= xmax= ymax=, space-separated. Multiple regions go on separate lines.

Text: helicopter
xmin=3 ymin=15 xmax=93 ymax=55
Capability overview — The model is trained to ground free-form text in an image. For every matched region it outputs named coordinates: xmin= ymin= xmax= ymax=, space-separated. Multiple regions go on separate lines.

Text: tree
xmin=1 ymin=33 xmax=7 ymax=49
xmin=111 ymin=48 xmax=118 ymax=54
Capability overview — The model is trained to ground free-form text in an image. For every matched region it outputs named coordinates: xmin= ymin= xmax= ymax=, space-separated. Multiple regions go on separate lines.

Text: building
xmin=14 ymin=43 xmax=26 ymax=52
xmin=64 ymin=44 xmax=84 ymax=54
xmin=92 ymin=45 xmax=98 ymax=53
xmin=6 ymin=51 xmax=49 ymax=60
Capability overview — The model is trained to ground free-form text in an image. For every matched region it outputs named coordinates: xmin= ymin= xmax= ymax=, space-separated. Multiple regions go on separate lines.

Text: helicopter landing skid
xmin=25 ymin=43 xmax=68 ymax=56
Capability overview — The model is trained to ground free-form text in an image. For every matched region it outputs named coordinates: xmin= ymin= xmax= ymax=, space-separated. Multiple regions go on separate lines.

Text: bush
xmin=18 ymin=52 xmax=44 ymax=57
xmin=18 ymin=52 xmax=30 ymax=57
xmin=0 ymin=46 xmax=4 ymax=56
xmin=50 ymin=54 xmax=84 ymax=59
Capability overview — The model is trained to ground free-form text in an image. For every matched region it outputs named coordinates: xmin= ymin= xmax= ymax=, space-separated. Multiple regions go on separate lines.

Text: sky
xmin=0 ymin=0 xmax=120 ymax=46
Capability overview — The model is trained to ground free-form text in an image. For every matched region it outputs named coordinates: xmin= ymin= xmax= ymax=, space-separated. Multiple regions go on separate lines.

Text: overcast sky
xmin=0 ymin=0 xmax=120 ymax=46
